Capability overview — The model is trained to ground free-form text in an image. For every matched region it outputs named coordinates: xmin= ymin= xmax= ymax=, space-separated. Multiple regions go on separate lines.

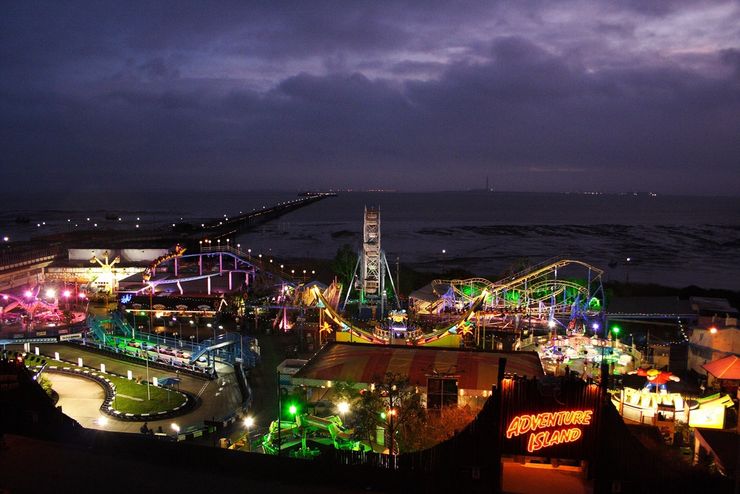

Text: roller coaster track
xmin=311 ymin=286 xmax=487 ymax=346
xmin=433 ymin=258 xmax=604 ymax=308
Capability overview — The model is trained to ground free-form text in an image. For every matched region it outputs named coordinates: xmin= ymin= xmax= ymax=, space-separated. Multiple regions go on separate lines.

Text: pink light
xmin=2 ymin=294 xmax=8 ymax=301
xmin=24 ymin=290 xmax=33 ymax=298
xmin=78 ymin=293 xmax=86 ymax=299
xmin=63 ymin=290 xmax=71 ymax=298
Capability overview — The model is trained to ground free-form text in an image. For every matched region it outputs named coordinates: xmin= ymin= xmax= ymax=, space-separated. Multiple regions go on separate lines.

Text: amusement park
xmin=2 ymin=200 xmax=738 ymax=493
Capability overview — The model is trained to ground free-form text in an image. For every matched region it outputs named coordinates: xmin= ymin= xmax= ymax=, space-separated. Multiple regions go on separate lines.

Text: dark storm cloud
xmin=1 ymin=1 xmax=739 ymax=194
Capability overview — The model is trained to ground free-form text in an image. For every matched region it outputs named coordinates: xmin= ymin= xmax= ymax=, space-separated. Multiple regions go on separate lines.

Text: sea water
xmin=1 ymin=191 xmax=738 ymax=289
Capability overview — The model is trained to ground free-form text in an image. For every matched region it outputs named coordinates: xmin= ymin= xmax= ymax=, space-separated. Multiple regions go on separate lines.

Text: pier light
xmin=291 ymin=269 xmax=295 ymax=274
xmin=709 ymin=326 xmax=718 ymax=334
xmin=78 ymin=293 xmax=86 ymax=299
xmin=189 ymin=320 xmax=194 ymax=325
xmin=244 ymin=416 xmax=254 ymax=428
xmin=547 ymin=319 xmax=556 ymax=329
xmin=288 ymin=404 xmax=298 ymax=416
xmin=171 ymin=423 xmax=180 ymax=433
xmin=311 ymin=270 xmax=315 ymax=275
xmin=248 ymin=248 xmax=251 ymax=253
xmin=591 ymin=322 xmax=600 ymax=331
xmin=269 ymin=259 xmax=273 ymax=263
xmin=2 ymin=295 xmax=8 ymax=301
xmin=237 ymin=243 xmax=240 ymax=249
xmin=135 ymin=224 xmax=139 ymax=228
xmin=258 ymin=254 xmax=262 ymax=259
xmin=24 ymin=290 xmax=33 ymax=298
xmin=280 ymin=264 xmax=284 ymax=269
xmin=2 ymin=236 xmax=8 ymax=242
xmin=207 ymin=323 xmax=212 ymax=328
xmin=136 ymin=217 xmax=140 ymax=221
xmin=611 ymin=326 xmax=620 ymax=335
xmin=218 ymin=325 xmax=223 ymax=330
xmin=62 ymin=290 xmax=71 ymax=298
xmin=442 ymin=249 xmax=446 ymax=254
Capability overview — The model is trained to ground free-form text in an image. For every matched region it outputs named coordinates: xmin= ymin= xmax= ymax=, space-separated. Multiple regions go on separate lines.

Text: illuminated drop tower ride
xmin=343 ymin=206 xmax=399 ymax=318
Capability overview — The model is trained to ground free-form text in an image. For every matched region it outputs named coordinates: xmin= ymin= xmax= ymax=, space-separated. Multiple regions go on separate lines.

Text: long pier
xmin=0 ymin=193 xmax=335 ymax=278
xmin=194 ymin=192 xmax=334 ymax=240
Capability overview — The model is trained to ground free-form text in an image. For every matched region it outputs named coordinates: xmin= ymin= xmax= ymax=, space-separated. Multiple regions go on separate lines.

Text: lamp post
xmin=337 ymin=401 xmax=350 ymax=424
xmin=145 ymin=344 xmax=151 ymax=400
xmin=244 ymin=416 xmax=254 ymax=452
xmin=277 ymin=370 xmax=282 ymax=456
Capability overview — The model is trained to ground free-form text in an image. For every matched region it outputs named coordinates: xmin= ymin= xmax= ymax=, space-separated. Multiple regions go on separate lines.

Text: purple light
xmin=592 ymin=322 xmax=600 ymax=330
xmin=24 ymin=290 xmax=33 ymax=298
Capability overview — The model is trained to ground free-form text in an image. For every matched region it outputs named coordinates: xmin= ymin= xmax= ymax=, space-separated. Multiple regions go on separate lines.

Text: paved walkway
xmin=503 ymin=462 xmax=592 ymax=494
xmin=46 ymin=373 xmax=106 ymax=429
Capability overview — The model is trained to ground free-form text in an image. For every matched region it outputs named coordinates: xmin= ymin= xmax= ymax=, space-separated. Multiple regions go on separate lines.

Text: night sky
xmin=2 ymin=1 xmax=739 ymax=194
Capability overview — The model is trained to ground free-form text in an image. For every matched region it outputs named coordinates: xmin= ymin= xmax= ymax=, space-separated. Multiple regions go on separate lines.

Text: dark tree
xmin=331 ymin=244 xmax=358 ymax=297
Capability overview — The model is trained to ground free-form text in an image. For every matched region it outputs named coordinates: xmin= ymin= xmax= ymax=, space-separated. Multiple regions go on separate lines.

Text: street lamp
xmin=337 ymin=401 xmax=350 ymax=422
xmin=244 ymin=416 xmax=254 ymax=452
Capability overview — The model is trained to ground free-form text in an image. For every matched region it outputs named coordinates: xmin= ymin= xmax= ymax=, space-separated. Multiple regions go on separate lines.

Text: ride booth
xmin=498 ymin=374 xmax=605 ymax=490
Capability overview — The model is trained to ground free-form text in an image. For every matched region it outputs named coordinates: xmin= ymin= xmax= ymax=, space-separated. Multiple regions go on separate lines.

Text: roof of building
xmin=408 ymin=283 xmax=440 ymax=303
xmin=703 ymin=354 xmax=740 ymax=380
xmin=293 ymin=341 xmax=543 ymax=390
xmin=691 ymin=297 xmax=738 ymax=316
xmin=607 ymin=296 xmax=693 ymax=316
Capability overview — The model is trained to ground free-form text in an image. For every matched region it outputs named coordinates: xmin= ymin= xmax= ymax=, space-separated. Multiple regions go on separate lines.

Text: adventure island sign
xmin=505 ymin=409 xmax=593 ymax=453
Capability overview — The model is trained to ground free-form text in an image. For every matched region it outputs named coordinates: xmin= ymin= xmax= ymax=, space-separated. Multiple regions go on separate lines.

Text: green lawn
xmin=25 ymin=353 xmax=187 ymax=415
xmin=106 ymin=374 xmax=187 ymax=414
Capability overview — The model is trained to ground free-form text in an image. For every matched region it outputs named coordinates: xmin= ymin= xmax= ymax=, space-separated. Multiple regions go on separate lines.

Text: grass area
xmin=107 ymin=374 xmax=187 ymax=414
xmin=24 ymin=353 xmax=187 ymax=415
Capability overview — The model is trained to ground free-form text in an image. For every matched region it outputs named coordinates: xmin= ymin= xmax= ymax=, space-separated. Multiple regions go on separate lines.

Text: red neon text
xmin=527 ymin=427 xmax=582 ymax=452
xmin=506 ymin=410 xmax=592 ymax=453
xmin=506 ymin=410 xmax=592 ymax=438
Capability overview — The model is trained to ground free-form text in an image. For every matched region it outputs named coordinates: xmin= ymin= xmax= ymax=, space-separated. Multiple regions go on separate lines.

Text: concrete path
xmin=47 ymin=373 xmax=107 ymax=429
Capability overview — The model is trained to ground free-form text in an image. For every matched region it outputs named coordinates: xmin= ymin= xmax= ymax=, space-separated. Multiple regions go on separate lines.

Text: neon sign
xmin=506 ymin=410 xmax=593 ymax=453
